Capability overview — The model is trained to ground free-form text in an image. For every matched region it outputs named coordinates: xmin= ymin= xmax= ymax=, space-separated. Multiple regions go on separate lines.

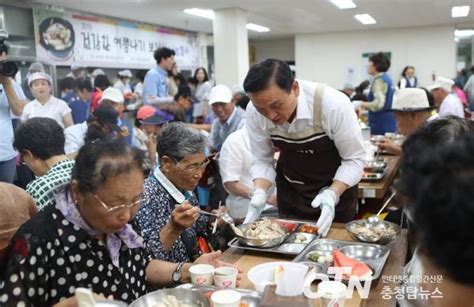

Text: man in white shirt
xmin=219 ymin=127 xmax=277 ymax=219
xmin=428 ymin=77 xmax=464 ymax=118
xmin=243 ymin=59 xmax=365 ymax=236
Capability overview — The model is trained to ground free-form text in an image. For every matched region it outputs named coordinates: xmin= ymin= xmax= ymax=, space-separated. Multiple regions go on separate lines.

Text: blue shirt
xmin=142 ymin=65 xmax=168 ymax=105
xmin=64 ymin=93 xmax=90 ymax=124
xmin=0 ymin=81 xmax=26 ymax=161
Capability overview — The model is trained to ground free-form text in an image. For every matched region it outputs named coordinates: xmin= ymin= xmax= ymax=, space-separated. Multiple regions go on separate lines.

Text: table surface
xmin=221 ymin=222 xmax=408 ymax=307
xmin=358 ymin=155 xmax=400 ymax=199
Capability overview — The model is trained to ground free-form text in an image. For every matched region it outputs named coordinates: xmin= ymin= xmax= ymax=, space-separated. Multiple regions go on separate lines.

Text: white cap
xmin=99 ymin=87 xmax=124 ymax=104
xmin=118 ymin=69 xmax=132 ymax=78
xmin=28 ymin=72 xmax=52 ymax=87
xmin=92 ymin=68 xmax=105 ymax=77
xmin=389 ymin=88 xmax=433 ymax=112
xmin=71 ymin=64 xmax=85 ymax=71
xmin=209 ymin=84 xmax=232 ymax=105
xmin=428 ymin=77 xmax=454 ymax=93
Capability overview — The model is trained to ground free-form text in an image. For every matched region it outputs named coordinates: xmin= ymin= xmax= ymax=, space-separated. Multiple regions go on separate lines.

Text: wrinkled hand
xmin=146 ymin=132 xmax=157 ymax=149
xmin=311 ymin=189 xmax=339 ymax=237
xmin=171 ymin=202 xmax=200 ymax=231
xmin=243 ymin=188 xmax=267 ymax=224
xmin=377 ymin=139 xmax=402 ymax=156
xmin=194 ymin=251 xmax=244 ymax=287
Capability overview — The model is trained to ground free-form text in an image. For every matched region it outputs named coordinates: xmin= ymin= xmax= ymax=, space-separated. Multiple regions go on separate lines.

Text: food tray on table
xmin=361 ymin=168 xmax=386 ymax=181
xmin=293 ymin=239 xmax=390 ymax=281
xmin=177 ymin=283 xmax=261 ymax=307
xmin=228 ymin=219 xmax=320 ymax=255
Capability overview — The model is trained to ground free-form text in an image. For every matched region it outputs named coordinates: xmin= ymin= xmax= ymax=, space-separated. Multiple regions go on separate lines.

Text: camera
xmin=0 ymin=32 xmax=19 ymax=77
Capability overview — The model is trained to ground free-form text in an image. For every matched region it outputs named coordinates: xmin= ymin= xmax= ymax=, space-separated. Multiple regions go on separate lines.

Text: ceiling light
xmin=452 ymin=6 xmax=470 ymax=18
xmin=455 ymin=29 xmax=474 ymax=38
xmin=354 ymin=14 xmax=376 ymax=25
xmin=184 ymin=8 xmax=215 ymax=20
xmin=246 ymin=23 xmax=270 ymax=32
xmin=330 ymin=0 xmax=356 ymax=9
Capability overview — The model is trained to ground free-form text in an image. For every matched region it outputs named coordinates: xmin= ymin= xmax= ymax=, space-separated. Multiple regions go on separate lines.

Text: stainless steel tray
xmin=293 ymin=239 xmax=390 ymax=281
xmin=361 ymin=169 xmax=386 ymax=181
xmin=177 ymin=284 xmax=261 ymax=307
xmin=228 ymin=219 xmax=320 ymax=255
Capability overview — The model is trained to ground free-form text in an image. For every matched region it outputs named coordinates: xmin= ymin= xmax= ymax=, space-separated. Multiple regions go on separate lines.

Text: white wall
xmin=250 ymin=38 xmax=295 ymax=63
xmin=295 ymin=25 xmax=456 ymax=89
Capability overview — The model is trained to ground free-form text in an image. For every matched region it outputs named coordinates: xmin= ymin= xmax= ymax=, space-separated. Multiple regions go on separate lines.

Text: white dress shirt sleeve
xmin=321 ymin=88 xmax=365 ymax=187
xmin=219 ymin=131 xmax=244 ymax=183
xmin=246 ymin=103 xmax=277 ymax=183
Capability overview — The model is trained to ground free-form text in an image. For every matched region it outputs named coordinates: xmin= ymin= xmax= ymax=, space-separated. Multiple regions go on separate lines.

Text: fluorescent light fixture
xmin=246 ymin=23 xmax=270 ymax=32
xmin=452 ymin=6 xmax=470 ymax=18
xmin=183 ymin=8 xmax=215 ymax=20
xmin=184 ymin=9 xmax=270 ymax=32
xmin=455 ymin=29 xmax=474 ymax=38
xmin=330 ymin=0 xmax=356 ymax=9
xmin=354 ymin=13 xmax=376 ymax=25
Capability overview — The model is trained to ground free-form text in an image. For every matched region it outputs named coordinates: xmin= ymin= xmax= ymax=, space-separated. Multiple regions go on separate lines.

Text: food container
xmin=130 ymin=288 xmax=210 ymax=307
xmin=293 ymin=239 xmax=390 ymax=281
xmin=363 ymin=160 xmax=387 ymax=173
xmin=234 ymin=219 xmax=296 ymax=248
xmin=177 ymin=284 xmax=262 ymax=307
xmin=247 ymin=262 xmax=309 ymax=293
xmin=345 ymin=219 xmax=401 ymax=245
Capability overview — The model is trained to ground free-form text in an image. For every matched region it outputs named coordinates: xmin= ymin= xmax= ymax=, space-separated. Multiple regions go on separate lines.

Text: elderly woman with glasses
xmin=135 ymin=123 xmax=219 ymax=263
xmin=0 ymin=139 xmax=238 ymax=306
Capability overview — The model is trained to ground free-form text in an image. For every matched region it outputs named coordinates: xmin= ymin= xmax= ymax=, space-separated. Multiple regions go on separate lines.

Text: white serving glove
xmin=311 ymin=188 xmax=339 ymax=237
xmin=243 ymin=188 xmax=268 ymax=224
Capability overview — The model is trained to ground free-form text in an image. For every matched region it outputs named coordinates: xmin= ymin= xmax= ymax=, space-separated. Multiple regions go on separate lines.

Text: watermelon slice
xmin=333 ymin=249 xmax=373 ymax=279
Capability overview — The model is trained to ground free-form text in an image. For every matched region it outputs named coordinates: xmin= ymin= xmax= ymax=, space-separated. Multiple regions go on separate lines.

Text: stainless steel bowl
xmin=346 ymin=219 xmax=401 ymax=245
xmin=235 ymin=221 xmax=291 ymax=248
xmin=340 ymin=244 xmax=387 ymax=261
xmin=309 ymin=239 xmax=340 ymax=252
xmin=130 ymin=289 xmax=210 ymax=307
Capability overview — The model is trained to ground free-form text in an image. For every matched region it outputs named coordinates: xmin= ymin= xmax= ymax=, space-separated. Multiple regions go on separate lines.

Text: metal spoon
xmin=368 ymin=191 xmax=397 ymax=224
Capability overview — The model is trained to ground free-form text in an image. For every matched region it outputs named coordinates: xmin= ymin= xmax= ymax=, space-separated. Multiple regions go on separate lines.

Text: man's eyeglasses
xmin=94 ymin=194 xmax=144 ymax=214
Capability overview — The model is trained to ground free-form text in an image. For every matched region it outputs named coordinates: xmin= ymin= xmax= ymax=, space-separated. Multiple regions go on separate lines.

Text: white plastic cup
xmin=211 ymin=289 xmax=242 ymax=307
xmin=189 ymin=264 xmax=214 ymax=286
xmin=317 ymin=281 xmax=347 ymax=307
xmin=213 ymin=267 xmax=238 ymax=288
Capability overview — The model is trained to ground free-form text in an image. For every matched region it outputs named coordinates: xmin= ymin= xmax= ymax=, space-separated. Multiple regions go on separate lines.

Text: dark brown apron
xmin=270 ymin=84 xmax=357 ymax=222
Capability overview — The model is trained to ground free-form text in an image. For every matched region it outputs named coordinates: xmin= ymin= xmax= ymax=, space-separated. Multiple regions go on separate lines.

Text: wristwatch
xmin=172 ymin=262 xmax=185 ymax=285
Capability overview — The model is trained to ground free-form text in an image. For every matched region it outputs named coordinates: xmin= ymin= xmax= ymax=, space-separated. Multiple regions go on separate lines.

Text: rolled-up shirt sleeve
xmin=246 ymin=103 xmax=277 ymax=183
xmin=322 ymin=90 xmax=365 ymax=187
xmin=367 ymin=78 xmax=387 ymax=112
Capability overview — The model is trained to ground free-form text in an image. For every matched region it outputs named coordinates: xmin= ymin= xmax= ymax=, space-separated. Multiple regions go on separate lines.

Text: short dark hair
xmin=72 ymin=139 xmax=145 ymax=194
xmin=401 ymin=65 xmax=415 ymax=77
xmin=94 ymin=75 xmax=111 ymax=91
xmin=193 ymin=67 xmax=209 ymax=83
xmin=397 ymin=131 xmax=474 ymax=284
xmin=60 ymin=77 xmax=75 ymax=92
xmin=369 ymin=52 xmax=391 ymax=72
xmin=136 ymin=70 xmax=147 ymax=83
xmin=236 ymin=95 xmax=250 ymax=110
xmin=154 ymin=47 xmax=175 ymax=64
xmin=243 ymin=59 xmax=294 ymax=94
xmin=174 ymin=84 xmax=191 ymax=101
xmin=0 ymin=42 xmax=9 ymax=56
xmin=75 ymin=77 xmax=93 ymax=92
xmin=13 ymin=117 xmax=65 ymax=160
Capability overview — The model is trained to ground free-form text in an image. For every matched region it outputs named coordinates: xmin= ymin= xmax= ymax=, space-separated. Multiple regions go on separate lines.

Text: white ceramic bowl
xmin=247 ymin=261 xmax=308 ymax=293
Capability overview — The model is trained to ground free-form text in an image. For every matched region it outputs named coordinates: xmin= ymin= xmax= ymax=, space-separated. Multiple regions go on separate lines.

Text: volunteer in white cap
xmin=114 ymin=69 xmax=133 ymax=98
xmin=428 ymin=77 xmax=464 ymax=118
xmin=22 ymin=72 xmax=73 ymax=129
xmin=67 ymin=64 xmax=86 ymax=79
xmin=378 ymin=88 xmax=435 ymax=155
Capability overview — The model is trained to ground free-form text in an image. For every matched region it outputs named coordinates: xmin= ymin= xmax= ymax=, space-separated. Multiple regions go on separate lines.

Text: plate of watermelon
xmin=292 ymin=239 xmax=390 ymax=281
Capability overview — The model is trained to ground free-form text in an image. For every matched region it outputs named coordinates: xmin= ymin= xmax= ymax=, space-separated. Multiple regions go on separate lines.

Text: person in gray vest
xmin=209 ymin=84 xmax=246 ymax=151
xmin=243 ymin=59 xmax=365 ymax=237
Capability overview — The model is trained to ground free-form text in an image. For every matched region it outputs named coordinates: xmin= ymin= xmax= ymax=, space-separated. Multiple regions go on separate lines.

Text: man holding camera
xmin=0 ymin=43 xmax=28 ymax=183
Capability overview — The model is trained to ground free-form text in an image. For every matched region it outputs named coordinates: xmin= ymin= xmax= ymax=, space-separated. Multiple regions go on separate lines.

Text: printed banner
xmin=33 ymin=6 xmax=200 ymax=69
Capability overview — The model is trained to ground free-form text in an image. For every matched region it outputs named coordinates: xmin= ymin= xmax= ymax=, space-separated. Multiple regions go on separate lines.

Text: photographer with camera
xmin=0 ymin=41 xmax=28 ymax=183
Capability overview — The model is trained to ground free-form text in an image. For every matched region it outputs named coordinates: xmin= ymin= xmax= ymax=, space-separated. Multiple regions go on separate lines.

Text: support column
xmin=213 ymin=8 xmax=249 ymax=86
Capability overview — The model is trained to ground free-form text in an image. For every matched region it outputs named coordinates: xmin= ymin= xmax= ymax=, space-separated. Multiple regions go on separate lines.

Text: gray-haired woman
xmin=134 ymin=123 xmax=218 ymax=263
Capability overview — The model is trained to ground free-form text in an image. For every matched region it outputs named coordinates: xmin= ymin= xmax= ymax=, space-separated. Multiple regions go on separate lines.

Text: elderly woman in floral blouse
xmin=0 ymin=139 xmax=238 ymax=306
xmin=135 ymin=123 xmax=221 ymax=263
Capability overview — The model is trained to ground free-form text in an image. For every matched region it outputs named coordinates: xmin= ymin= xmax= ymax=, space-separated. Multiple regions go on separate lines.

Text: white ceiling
xmin=26 ymin=0 xmax=474 ymax=39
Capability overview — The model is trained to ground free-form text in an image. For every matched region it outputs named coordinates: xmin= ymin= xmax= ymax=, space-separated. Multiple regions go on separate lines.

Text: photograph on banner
xmin=33 ymin=5 xmax=200 ymax=69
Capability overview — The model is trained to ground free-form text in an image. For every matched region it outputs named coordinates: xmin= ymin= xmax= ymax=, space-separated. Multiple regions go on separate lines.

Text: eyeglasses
xmin=94 ymin=194 xmax=143 ymax=214
xmin=171 ymin=157 xmax=211 ymax=174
